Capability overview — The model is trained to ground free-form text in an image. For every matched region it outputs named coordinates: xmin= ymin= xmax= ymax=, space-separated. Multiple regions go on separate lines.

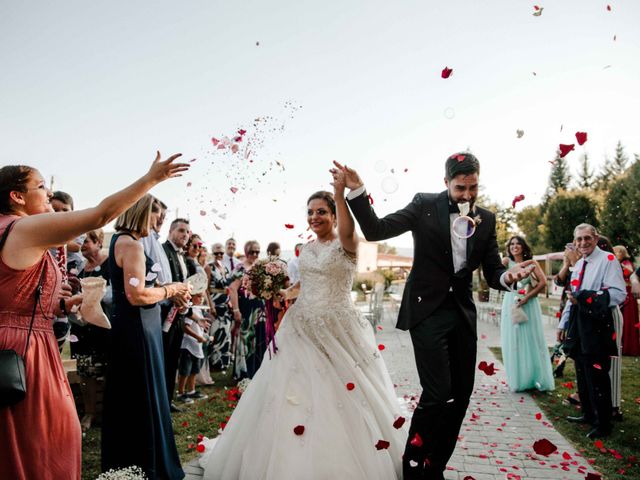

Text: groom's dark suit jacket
xmin=348 ymin=190 xmax=507 ymax=331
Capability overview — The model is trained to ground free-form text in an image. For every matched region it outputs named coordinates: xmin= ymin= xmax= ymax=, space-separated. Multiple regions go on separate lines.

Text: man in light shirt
xmin=558 ymin=223 xmax=626 ymax=439
xmin=287 ymin=243 xmax=303 ymax=285
xmin=222 ymin=237 xmax=237 ymax=273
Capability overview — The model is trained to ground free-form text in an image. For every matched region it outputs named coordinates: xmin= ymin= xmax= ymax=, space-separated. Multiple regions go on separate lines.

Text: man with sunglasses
xmin=222 ymin=237 xmax=237 ymax=273
xmin=558 ymin=223 xmax=626 ymax=439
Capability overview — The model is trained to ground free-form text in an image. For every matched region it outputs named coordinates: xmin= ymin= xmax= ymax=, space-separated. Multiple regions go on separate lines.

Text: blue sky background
xmin=2 ymin=0 xmax=639 ymax=249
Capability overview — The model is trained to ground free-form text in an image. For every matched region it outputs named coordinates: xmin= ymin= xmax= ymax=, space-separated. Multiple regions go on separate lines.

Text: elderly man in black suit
xmin=332 ymin=153 xmax=534 ymax=480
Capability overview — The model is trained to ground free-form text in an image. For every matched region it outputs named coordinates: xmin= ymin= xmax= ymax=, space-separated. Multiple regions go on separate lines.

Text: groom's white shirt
xmin=347 ymin=186 xmax=513 ymax=290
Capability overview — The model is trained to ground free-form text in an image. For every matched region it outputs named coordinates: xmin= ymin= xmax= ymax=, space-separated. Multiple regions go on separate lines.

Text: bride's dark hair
xmin=307 ymin=191 xmax=336 ymax=215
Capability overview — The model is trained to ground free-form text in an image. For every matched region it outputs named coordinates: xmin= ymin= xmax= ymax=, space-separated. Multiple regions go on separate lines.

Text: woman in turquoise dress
xmin=500 ymin=236 xmax=555 ymax=392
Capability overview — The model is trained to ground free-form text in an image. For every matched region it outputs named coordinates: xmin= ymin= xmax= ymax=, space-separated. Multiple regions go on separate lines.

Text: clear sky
xmin=2 ymin=0 xmax=639 ymax=250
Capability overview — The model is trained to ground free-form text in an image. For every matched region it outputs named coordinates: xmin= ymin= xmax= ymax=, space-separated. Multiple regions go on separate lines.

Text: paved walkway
xmin=186 ymin=303 xmax=601 ymax=479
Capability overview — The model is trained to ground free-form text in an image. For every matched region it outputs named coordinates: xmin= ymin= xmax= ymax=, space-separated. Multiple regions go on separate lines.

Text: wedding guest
xmin=558 ymin=224 xmax=626 ymax=439
xmin=74 ymin=228 xmax=111 ymax=434
xmin=267 ymin=241 xmax=282 ymax=259
xmin=222 ymin=237 xmax=237 ymax=273
xmin=500 ymin=236 xmax=554 ymax=392
xmin=102 ymin=194 xmax=191 ymax=479
xmin=228 ymin=240 xmax=267 ymax=379
xmin=287 ymin=243 xmax=303 ymax=285
xmin=207 ymin=242 xmax=236 ymax=371
xmin=140 ymin=197 xmax=172 ymax=285
xmin=0 ymin=152 xmax=188 ymax=480
xmin=162 ymin=218 xmax=191 ymax=411
xmin=186 ymin=233 xmax=206 ymax=276
xmin=614 ymin=245 xmax=640 ymax=356
xmin=177 ymin=293 xmax=209 ymax=402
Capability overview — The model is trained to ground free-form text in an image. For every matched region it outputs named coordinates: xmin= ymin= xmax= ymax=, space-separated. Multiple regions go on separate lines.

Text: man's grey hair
xmin=573 ymin=223 xmax=598 ymax=238
xmin=211 ymin=242 xmax=224 ymax=250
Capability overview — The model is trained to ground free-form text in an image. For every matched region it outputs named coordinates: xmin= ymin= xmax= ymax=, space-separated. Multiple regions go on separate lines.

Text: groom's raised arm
xmin=346 ymin=188 xmax=421 ymax=241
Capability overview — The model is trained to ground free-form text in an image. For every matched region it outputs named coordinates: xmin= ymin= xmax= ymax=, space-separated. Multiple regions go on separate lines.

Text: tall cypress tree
xmin=543 ymin=149 xmax=572 ymax=208
xmin=576 ymin=152 xmax=594 ymax=189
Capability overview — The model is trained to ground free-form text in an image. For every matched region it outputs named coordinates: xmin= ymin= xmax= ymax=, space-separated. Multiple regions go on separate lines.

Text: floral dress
xmin=208 ymin=264 xmax=234 ymax=370
xmin=233 ymin=264 xmax=266 ymax=380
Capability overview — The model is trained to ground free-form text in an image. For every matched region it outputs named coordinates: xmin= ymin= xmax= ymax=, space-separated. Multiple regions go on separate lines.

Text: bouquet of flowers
xmin=242 ymin=258 xmax=289 ymax=300
xmin=242 ymin=258 xmax=289 ymax=357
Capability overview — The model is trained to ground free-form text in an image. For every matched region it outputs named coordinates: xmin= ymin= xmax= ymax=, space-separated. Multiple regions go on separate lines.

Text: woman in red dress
xmin=0 ymin=152 xmax=188 ymax=480
xmin=614 ymin=245 xmax=640 ymax=356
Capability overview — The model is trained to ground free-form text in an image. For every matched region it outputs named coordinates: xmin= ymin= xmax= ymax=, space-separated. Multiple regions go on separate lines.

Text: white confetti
xmin=129 ymin=277 xmax=141 ymax=287
xmin=68 ymin=334 xmax=79 ymax=343
xmin=145 ymin=272 xmax=158 ymax=282
xmin=69 ymin=268 xmax=79 ymax=275
xmin=516 ymin=129 xmax=524 ymax=138
xmin=418 ymin=296 xmax=422 ymax=302
xmin=151 ymin=263 xmax=162 ymax=272
xmin=409 ymin=460 xmax=419 ymax=467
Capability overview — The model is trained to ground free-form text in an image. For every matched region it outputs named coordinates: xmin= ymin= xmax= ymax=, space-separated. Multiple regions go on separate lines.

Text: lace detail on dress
xmin=280 ymin=239 xmax=378 ymax=368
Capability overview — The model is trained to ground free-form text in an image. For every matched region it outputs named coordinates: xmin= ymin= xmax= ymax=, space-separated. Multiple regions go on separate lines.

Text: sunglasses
xmin=213 ymin=252 xmax=224 ymax=256
xmin=249 ymin=250 xmax=260 ymax=255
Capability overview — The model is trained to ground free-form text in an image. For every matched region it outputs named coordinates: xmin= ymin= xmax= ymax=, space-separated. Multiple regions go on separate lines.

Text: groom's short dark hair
xmin=445 ymin=152 xmax=480 ymax=180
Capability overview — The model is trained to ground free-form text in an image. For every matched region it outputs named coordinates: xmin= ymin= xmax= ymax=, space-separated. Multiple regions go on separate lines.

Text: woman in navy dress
xmin=102 ymin=194 xmax=191 ymax=479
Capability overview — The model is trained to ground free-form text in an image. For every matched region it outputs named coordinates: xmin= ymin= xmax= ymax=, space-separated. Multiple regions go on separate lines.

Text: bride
xmin=199 ymin=171 xmax=407 ymax=479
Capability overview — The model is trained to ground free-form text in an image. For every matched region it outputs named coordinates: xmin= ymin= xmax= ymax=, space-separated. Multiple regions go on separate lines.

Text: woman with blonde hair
xmin=0 ymin=152 xmax=188 ymax=480
xmin=102 ymin=194 xmax=192 ymax=479
xmin=614 ymin=245 xmax=640 ymax=356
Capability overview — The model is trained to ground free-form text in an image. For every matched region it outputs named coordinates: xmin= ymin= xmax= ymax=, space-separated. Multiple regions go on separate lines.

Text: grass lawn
xmin=490 ymin=347 xmax=640 ymax=480
xmin=81 ymin=371 xmax=238 ymax=480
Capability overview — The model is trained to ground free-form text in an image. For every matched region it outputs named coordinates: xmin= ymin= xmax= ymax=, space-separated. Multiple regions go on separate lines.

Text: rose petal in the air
xmin=393 ymin=416 xmax=406 ymax=429
xmin=559 ymin=144 xmax=575 ymax=158
xmin=285 ymin=224 xmax=295 ymax=229
xmin=378 ymin=344 xmax=385 ymax=351
xmin=410 ymin=432 xmax=423 ymax=447
xmin=575 ymin=131 xmax=588 ymax=146
xmin=293 ymin=425 xmax=305 ymax=435
xmin=441 ymin=67 xmax=453 ymax=79
xmin=346 ymin=382 xmax=355 ymax=391
xmin=230 ymin=187 xmax=238 ymax=194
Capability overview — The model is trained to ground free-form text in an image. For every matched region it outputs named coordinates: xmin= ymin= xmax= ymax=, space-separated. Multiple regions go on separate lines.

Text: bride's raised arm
xmin=330 ymin=163 xmax=358 ymax=256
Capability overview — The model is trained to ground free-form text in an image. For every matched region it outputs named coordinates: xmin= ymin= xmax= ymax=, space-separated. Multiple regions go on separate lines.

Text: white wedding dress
xmin=200 ymin=239 xmax=406 ymax=479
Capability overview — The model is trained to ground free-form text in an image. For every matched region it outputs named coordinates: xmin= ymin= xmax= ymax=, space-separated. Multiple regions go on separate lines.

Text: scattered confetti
xmin=607 ymin=254 xmax=615 ymax=261
xmin=230 ymin=187 xmax=238 ymax=194
xmin=284 ymin=224 xmax=295 ymax=229
xmin=378 ymin=344 xmax=386 ymax=351
xmin=516 ymin=129 xmax=524 ymax=138
xmin=535 ymin=413 xmax=542 ymax=420
xmin=393 ymin=416 xmax=406 ymax=429
xmin=196 ymin=444 xmax=205 ymax=453
xmin=441 ymin=67 xmax=453 ymax=79
xmin=346 ymin=382 xmax=355 ymax=391
xmin=68 ymin=334 xmax=79 ymax=343
xmin=145 ymin=272 xmax=158 ymax=282
xmin=293 ymin=425 xmax=305 ymax=436
xmin=606 ymin=5 xmax=611 ymax=11
xmin=200 ymin=210 xmax=207 ymax=216
xmin=594 ymin=440 xmax=604 ymax=449
xmin=410 ymin=432 xmax=423 ymax=447
xmin=533 ymin=6 xmax=544 ymax=16
xmin=478 ymin=361 xmax=496 ymax=376
xmin=368 ymin=194 xmax=374 ymax=205
xmin=129 ymin=278 xmax=141 ymax=287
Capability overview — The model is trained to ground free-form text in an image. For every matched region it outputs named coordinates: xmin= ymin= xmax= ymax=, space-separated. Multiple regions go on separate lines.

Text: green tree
xmin=477 ymin=194 xmax=515 ymax=250
xmin=542 ymin=149 xmax=571 ymax=207
xmin=595 ymin=140 xmax=628 ymax=190
xmin=600 ymin=174 xmax=630 ymax=248
xmin=515 ymin=205 xmax=546 ymax=254
xmin=576 ymin=152 xmax=594 ymax=189
xmin=543 ymin=191 xmax=599 ymax=251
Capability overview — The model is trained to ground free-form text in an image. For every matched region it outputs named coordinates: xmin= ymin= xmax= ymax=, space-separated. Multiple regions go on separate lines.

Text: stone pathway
xmin=186 ymin=303 xmax=602 ymax=479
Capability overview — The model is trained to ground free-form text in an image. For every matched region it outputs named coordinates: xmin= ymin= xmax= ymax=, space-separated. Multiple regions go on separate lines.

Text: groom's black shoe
xmin=566 ymin=415 xmax=589 ymax=424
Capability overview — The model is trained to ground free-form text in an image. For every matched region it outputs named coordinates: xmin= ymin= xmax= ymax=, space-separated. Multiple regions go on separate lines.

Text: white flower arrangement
xmin=237 ymin=377 xmax=251 ymax=393
xmin=96 ymin=466 xmax=148 ymax=480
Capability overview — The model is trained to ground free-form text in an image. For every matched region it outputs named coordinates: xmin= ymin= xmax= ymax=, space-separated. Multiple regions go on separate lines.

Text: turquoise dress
xmin=500 ymin=260 xmax=555 ymax=392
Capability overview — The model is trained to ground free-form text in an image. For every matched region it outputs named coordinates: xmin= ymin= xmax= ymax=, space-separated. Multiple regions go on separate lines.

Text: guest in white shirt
xmin=287 ymin=243 xmax=303 ymax=285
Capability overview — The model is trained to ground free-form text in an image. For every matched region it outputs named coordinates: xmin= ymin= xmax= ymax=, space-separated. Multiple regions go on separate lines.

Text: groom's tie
xmin=448 ymin=203 xmax=459 ymax=214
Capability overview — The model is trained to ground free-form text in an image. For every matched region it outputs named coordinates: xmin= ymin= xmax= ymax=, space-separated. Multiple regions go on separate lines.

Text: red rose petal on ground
xmin=346 ymin=382 xmax=355 ymax=391
xmin=535 ymin=413 xmax=542 ymax=420
xmin=293 ymin=425 xmax=305 ymax=435
xmin=586 ymin=473 xmax=602 ymax=480
xmin=187 ymin=443 xmax=195 ymax=449
xmin=181 ymin=421 xmax=189 ymax=427
xmin=375 ymin=439 xmax=390 ymax=450
xmin=594 ymin=440 xmax=604 ymax=449
xmin=378 ymin=344 xmax=386 ymax=351
xmin=230 ymin=187 xmax=238 ymax=194
xmin=533 ymin=438 xmax=558 ymax=456
xmin=197 ymin=411 xmax=204 ymax=417
xmin=562 ymin=381 xmax=574 ymax=389
xmin=410 ymin=432 xmax=423 ymax=447
xmin=441 ymin=67 xmax=453 ymax=79
xmin=393 ymin=416 xmax=406 ymax=429
xmin=559 ymin=144 xmax=575 ymax=158
xmin=562 ymin=452 xmax=572 ymax=460
xmin=284 ymin=224 xmax=295 ymax=229
xmin=478 ymin=361 xmax=488 ymax=370
xmin=575 ymin=131 xmax=588 ymax=145
xmin=196 ymin=444 xmax=205 ymax=453
xmin=586 ymin=297 xmax=593 ymax=304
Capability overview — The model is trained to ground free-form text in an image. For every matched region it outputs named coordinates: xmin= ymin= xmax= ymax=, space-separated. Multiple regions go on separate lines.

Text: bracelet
xmin=59 ymin=298 xmax=68 ymax=315
xmin=233 ymin=308 xmax=240 ymax=313
xmin=162 ymin=286 xmax=169 ymax=300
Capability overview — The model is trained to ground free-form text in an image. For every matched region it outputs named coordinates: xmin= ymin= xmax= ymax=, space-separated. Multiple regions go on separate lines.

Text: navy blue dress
xmin=102 ymin=233 xmax=184 ymax=479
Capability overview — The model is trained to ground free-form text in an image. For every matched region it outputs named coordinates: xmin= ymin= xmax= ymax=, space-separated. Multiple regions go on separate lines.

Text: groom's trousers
xmin=403 ymin=294 xmax=476 ymax=480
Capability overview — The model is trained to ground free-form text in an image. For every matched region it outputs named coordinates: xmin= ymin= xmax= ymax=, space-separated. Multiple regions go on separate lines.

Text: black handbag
xmin=0 ymin=221 xmax=46 ymax=408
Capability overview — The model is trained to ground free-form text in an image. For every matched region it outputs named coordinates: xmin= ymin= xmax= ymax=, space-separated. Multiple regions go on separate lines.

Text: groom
xmin=333 ymin=153 xmax=534 ymax=480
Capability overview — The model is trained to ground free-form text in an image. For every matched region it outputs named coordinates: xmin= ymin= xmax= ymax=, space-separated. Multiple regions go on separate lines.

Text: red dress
xmin=0 ymin=216 xmax=81 ymax=479
xmin=620 ymin=259 xmax=640 ymax=356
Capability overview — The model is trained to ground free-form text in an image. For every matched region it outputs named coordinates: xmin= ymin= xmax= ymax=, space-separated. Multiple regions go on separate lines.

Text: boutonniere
xmin=473 ymin=213 xmax=482 ymax=226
